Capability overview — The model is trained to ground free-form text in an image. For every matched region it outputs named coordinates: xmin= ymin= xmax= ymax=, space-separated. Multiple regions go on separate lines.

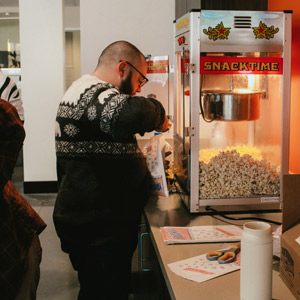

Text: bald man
xmin=53 ymin=41 xmax=170 ymax=300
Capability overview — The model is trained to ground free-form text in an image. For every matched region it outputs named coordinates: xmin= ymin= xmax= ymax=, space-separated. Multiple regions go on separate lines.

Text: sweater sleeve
xmin=99 ymin=92 xmax=166 ymax=141
xmin=0 ymin=72 xmax=24 ymax=121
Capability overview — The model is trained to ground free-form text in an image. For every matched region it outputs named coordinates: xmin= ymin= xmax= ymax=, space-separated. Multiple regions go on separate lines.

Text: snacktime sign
xmin=200 ymin=57 xmax=283 ymax=75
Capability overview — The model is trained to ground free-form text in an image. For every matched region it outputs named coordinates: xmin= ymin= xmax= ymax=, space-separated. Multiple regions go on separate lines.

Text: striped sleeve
xmin=0 ymin=72 xmax=24 ymax=121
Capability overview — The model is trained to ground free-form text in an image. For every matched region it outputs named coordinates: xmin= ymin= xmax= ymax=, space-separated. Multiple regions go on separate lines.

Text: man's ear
xmin=118 ymin=61 xmax=127 ymax=78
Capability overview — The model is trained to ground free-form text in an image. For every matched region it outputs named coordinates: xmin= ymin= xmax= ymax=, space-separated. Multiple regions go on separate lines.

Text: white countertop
xmin=143 ymin=194 xmax=295 ymax=300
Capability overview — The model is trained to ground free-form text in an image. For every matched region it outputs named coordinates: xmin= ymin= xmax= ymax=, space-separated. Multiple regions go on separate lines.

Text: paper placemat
xmin=168 ymin=246 xmax=240 ymax=283
xmin=161 ymin=225 xmax=242 ymax=244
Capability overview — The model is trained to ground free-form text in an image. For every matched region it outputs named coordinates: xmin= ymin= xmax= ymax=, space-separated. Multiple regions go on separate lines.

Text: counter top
xmin=143 ymin=194 xmax=295 ymax=300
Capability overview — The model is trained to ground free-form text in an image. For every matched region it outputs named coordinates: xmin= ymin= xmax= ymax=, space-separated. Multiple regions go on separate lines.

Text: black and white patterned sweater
xmin=55 ymin=74 xmax=165 ymax=158
xmin=54 ymin=74 xmax=166 ymax=250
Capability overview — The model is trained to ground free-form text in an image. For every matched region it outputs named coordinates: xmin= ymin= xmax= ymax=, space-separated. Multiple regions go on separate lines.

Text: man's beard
xmin=119 ymin=70 xmax=133 ymax=95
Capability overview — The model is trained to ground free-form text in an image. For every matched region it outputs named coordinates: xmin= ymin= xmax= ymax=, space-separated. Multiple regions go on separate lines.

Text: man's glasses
xmin=120 ymin=60 xmax=149 ymax=87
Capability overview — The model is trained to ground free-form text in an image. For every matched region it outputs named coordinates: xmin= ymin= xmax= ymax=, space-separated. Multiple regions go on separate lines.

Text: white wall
xmin=19 ymin=0 xmax=65 ymax=183
xmin=80 ymin=0 xmax=175 ymax=74
xmin=18 ymin=0 xmax=174 ymax=186
xmin=80 ymin=0 xmax=175 ymax=139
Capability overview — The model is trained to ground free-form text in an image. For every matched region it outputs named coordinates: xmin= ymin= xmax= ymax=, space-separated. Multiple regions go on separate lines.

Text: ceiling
xmin=0 ymin=0 xmax=80 ymax=7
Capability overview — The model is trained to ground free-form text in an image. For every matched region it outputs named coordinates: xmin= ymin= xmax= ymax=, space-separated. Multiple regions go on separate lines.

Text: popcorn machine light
xmin=173 ymin=10 xmax=292 ymax=213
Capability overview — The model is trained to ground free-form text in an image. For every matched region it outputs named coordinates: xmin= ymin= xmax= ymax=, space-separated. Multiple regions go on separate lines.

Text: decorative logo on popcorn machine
xmin=202 ymin=21 xmax=279 ymax=41
xmin=252 ymin=21 xmax=279 ymax=39
xmin=203 ymin=22 xmax=231 ymax=40
xmin=173 ymin=10 xmax=291 ymax=213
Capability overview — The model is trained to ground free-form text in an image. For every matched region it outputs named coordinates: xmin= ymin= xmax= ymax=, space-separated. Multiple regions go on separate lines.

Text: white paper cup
xmin=240 ymin=221 xmax=273 ymax=300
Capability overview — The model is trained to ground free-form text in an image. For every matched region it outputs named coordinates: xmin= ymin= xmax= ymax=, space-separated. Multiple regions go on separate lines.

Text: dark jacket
xmin=0 ymin=99 xmax=46 ymax=300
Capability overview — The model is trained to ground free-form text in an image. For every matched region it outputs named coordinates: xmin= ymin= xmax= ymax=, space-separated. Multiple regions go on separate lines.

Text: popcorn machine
xmin=173 ymin=10 xmax=292 ymax=213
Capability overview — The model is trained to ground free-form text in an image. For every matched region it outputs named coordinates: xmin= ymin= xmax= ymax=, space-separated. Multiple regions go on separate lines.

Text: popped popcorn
xmin=199 ymin=147 xmax=280 ymax=199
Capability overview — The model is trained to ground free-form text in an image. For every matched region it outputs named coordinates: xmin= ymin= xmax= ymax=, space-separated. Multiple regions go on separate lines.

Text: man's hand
xmin=156 ymin=115 xmax=172 ymax=133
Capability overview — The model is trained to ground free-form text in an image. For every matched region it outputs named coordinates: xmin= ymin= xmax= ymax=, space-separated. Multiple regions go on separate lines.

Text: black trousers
xmin=68 ymin=224 xmax=139 ymax=300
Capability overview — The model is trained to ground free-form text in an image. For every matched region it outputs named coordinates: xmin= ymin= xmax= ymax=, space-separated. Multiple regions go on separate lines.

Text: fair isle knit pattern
xmin=56 ymin=141 xmax=141 ymax=156
xmin=55 ymin=75 xmax=143 ymax=158
xmin=100 ymin=93 xmax=128 ymax=134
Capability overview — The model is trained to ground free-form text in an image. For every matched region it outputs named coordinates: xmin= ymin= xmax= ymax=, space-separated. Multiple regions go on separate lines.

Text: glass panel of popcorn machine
xmin=199 ymin=53 xmax=282 ymax=200
xmin=174 ymin=50 xmax=191 ymax=193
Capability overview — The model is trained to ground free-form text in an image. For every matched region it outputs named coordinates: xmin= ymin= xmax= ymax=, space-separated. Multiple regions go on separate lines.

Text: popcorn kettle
xmin=200 ymin=89 xmax=261 ymax=122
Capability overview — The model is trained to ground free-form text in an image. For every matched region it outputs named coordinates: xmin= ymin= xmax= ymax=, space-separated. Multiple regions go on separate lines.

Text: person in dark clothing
xmin=0 ymin=99 xmax=46 ymax=300
xmin=53 ymin=40 xmax=171 ymax=300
